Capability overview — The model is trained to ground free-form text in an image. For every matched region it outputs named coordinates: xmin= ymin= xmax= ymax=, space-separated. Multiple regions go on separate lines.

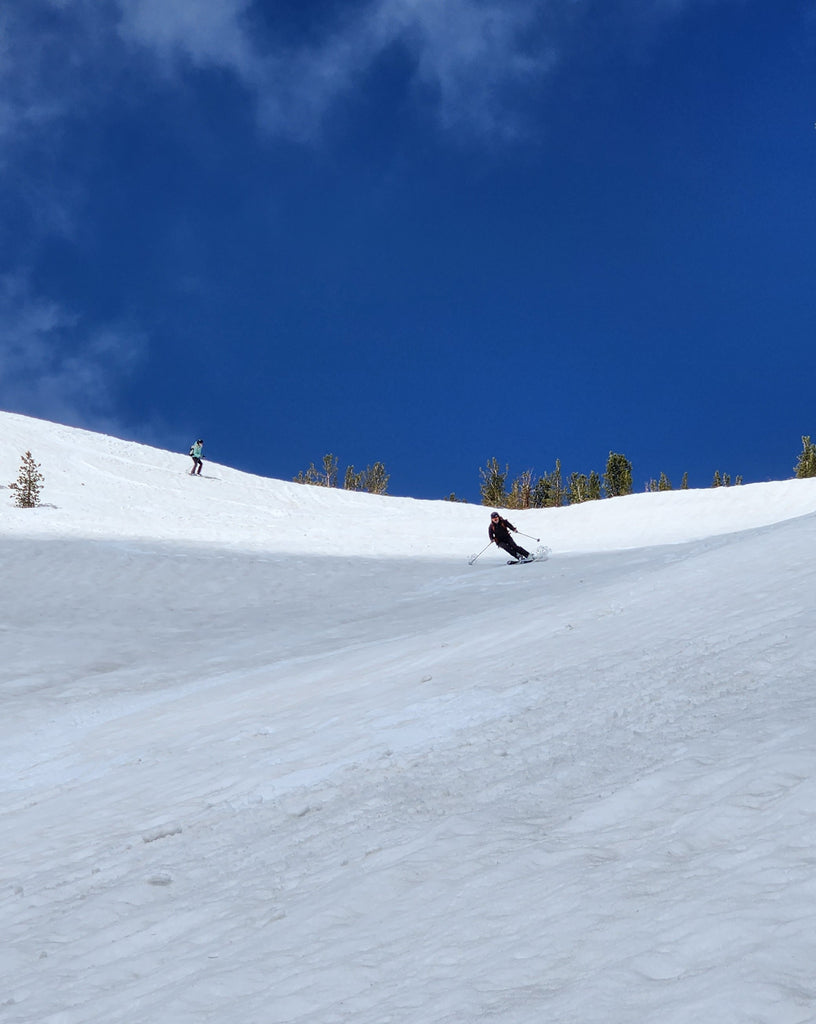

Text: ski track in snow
xmin=1 ymin=411 xmax=816 ymax=1024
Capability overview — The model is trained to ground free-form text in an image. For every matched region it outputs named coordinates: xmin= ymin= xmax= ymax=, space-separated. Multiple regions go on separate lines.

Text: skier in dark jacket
xmin=489 ymin=512 xmax=530 ymax=561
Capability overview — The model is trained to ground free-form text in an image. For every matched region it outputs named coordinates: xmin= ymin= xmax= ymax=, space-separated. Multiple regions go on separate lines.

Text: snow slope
xmin=2 ymin=411 xmax=816 ymax=1024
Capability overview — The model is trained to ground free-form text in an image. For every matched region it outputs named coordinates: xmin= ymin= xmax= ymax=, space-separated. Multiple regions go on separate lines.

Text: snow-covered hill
xmin=2 ymin=411 xmax=815 ymax=1024
xmin=3 ymin=409 xmax=816 ymax=554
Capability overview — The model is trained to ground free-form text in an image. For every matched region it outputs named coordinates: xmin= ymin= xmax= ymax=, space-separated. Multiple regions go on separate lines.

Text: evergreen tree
xmin=568 ymin=472 xmax=591 ymax=504
xmin=343 ymin=465 xmax=364 ymax=491
xmin=646 ymin=473 xmax=672 ymax=492
xmin=603 ymin=451 xmax=633 ymax=497
xmin=294 ymin=463 xmax=321 ymax=486
xmin=295 ymin=453 xmax=339 ymax=487
xmin=794 ymin=436 xmax=816 ymax=478
xmin=507 ymin=469 xmax=534 ymax=509
xmin=681 ymin=472 xmax=689 ymax=489
xmin=566 ymin=469 xmax=600 ymax=504
xmin=321 ymin=453 xmax=339 ymax=488
xmin=548 ymin=459 xmax=566 ymax=507
xmin=8 ymin=451 xmax=44 ymax=508
xmin=479 ymin=457 xmax=509 ymax=507
xmin=532 ymin=460 xmax=567 ymax=508
xmin=298 ymin=454 xmax=388 ymax=493
xmin=361 ymin=462 xmax=389 ymax=495
xmin=711 ymin=470 xmax=741 ymax=487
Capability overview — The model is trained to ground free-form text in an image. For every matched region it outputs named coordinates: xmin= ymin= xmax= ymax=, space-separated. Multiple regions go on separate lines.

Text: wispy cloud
xmin=114 ymin=0 xmax=553 ymax=140
xmin=382 ymin=0 xmax=551 ymax=135
xmin=0 ymin=0 xmax=750 ymax=154
xmin=0 ymin=3 xmax=107 ymax=146
xmin=0 ymin=0 xmax=554 ymax=207
xmin=116 ymin=0 xmax=261 ymax=82
xmin=111 ymin=0 xmax=752 ymax=140
xmin=0 ymin=273 xmax=146 ymax=433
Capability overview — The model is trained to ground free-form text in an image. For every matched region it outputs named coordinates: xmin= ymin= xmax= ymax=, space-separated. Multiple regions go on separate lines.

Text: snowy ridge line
xmin=3 ymin=412 xmax=816 ymax=557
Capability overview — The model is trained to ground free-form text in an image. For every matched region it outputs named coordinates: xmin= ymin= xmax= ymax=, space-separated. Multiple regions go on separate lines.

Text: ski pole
xmin=516 ymin=532 xmax=540 ymax=542
xmin=468 ymin=542 xmax=492 ymax=565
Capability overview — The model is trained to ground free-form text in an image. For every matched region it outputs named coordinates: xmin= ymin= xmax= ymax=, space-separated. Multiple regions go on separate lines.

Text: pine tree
xmin=603 ymin=452 xmax=633 ymax=497
xmin=548 ymin=459 xmax=566 ymax=507
xmin=361 ymin=462 xmax=389 ymax=495
xmin=710 ymin=470 xmax=741 ymax=487
xmin=294 ymin=463 xmax=320 ymax=485
xmin=532 ymin=460 xmax=567 ymax=508
xmin=299 ymin=454 xmax=389 ymax=493
xmin=8 ymin=451 xmax=44 ymax=508
xmin=295 ymin=453 xmax=339 ymax=487
xmin=568 ymin=472 xmax=592 ymax=504
xmin=479 ymin=457 xmax=509 ymax=507
xmin=321 ymin=453 xmax=339 ymax=488
xmin=681 ymin=472 xmax=689 ymax=489
xmin=343 ymin=465 xmax=364 ymax=491
xmin=645 ymin=474 xmax=672 ymax=492
xmin=507 ymin=469 xmax=534 ymax=509
xmin=794 ymin=436 xmax=816 ymax=478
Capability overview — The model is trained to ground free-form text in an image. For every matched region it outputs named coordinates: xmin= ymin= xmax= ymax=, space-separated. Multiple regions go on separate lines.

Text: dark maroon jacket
xmin=488 ymin=516 xmax=516 ymax=544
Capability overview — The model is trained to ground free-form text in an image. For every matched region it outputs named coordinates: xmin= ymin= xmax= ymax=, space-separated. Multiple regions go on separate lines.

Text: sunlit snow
xmin=2 ymin=410 xmax=815 ymax=1024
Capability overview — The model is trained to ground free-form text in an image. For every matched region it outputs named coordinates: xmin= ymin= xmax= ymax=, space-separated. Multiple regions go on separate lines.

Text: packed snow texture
xmin=2 ymin=410 xmax=815 ymax=1024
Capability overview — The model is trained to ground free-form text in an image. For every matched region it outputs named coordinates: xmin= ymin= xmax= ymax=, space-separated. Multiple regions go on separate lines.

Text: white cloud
xmin=115 ymin=0 xmax=261 ymax=80
xmin=378 ymin=0 xmax=552 ymax=135
xmin=113 ymin=0 xmax=553 ymax=140
xmin=0 ymin=0 xmax=750 ymax=151
xmin=0 ymin=7 xmax=58 ymax=157
xmin=0 ymin=273 xmax=146 ymax=432
xmin=0 ymin=2 xmax=113 ymax=239
xmin=110 ymin=0 xmax=745 ymax=141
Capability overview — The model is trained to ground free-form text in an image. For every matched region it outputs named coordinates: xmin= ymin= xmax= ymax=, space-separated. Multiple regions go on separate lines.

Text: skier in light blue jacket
xmin=189 ymin=439 xmax=204 ymax=476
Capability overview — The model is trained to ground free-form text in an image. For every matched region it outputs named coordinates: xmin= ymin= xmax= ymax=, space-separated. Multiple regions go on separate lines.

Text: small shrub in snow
xmin=8 ymin=450 xmax=45 ymax=508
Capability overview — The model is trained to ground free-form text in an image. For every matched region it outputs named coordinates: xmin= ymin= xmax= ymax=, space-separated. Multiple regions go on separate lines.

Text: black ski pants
xmin=497 ymin=537 xmax=529 ymax=560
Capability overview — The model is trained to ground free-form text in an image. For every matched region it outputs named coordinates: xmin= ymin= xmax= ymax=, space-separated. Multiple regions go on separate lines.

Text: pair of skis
xmin=468 ymin=543 xmax=551 ymax=566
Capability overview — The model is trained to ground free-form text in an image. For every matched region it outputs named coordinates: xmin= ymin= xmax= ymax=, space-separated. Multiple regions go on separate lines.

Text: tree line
xmin=294 ymin=453 xmax=390 ymax=494
xmin=470 ymin=435 xmax=816 ymax=508
xmin=5 ymin=435 xmax=816 ymax=509
xmin=472 ymin=451 xmax=750 ymax=509
xmin=293 ymin=436 xmax=816 ymax=505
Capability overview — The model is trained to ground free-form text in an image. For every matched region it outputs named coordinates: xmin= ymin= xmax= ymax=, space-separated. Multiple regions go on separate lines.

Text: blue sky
xmin=1 ymin=0 xmax=814 ymax=501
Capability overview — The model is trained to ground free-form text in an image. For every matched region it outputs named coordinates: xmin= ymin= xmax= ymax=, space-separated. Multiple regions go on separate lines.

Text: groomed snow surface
xmin=2 ymin=410 xmax=816 ymax=1024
